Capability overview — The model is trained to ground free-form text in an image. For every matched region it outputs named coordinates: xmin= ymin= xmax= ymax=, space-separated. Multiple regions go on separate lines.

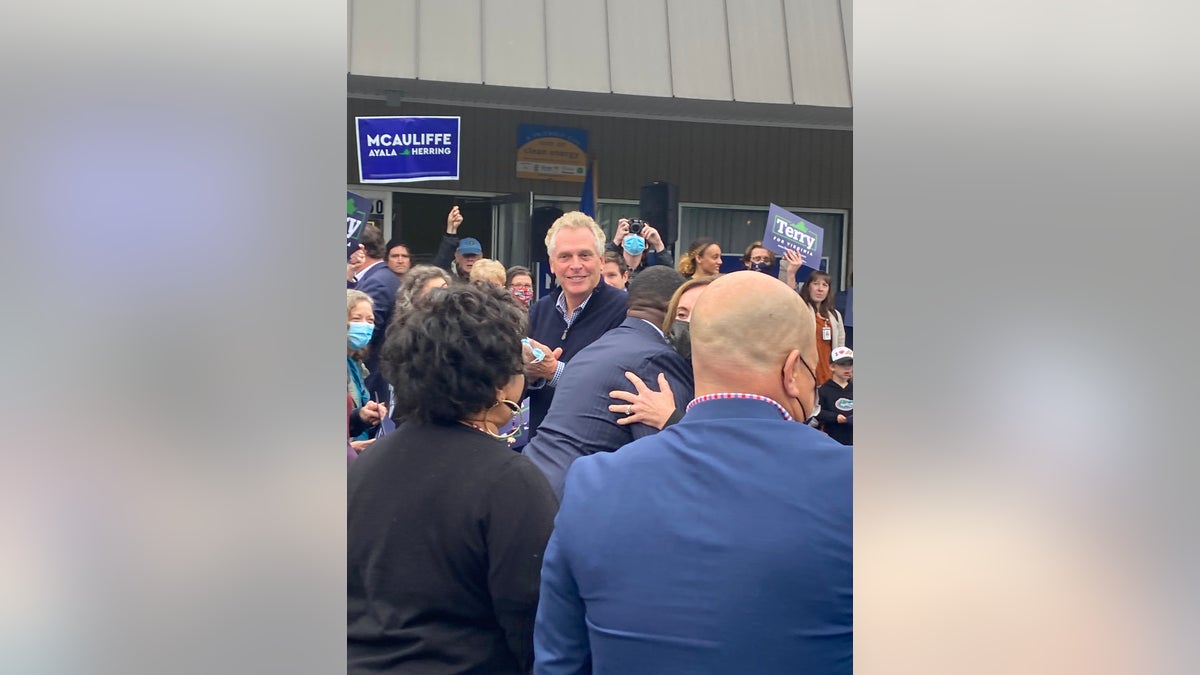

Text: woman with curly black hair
xmin=348 ymin=284 xmax=557 ymax=675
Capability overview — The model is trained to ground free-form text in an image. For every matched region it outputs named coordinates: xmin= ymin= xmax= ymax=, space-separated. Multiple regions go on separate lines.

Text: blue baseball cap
xmin=457 ymin=237 xmax=483 ymax=256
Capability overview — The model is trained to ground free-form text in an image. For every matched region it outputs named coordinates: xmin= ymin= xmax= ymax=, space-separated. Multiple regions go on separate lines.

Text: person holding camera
xmin=608 ymin=217 xmax=674 ymax=283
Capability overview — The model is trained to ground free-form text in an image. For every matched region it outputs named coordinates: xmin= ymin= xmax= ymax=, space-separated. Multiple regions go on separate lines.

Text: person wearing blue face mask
xmin=607 ymin=217 xmax=674 ymax=283
xmin=347 ymin=290 xmax=380 ymax=452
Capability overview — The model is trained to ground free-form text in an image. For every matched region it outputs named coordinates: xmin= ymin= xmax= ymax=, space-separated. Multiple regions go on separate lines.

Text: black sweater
xmin=348 ymin=421 xmax=559 ymax=674
xmin=816 ymin=379 xmax=853 ymax=446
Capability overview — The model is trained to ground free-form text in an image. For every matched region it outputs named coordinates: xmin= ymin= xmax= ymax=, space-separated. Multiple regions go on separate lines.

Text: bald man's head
xmin=690 ymin=271 xmax=818 ymax=415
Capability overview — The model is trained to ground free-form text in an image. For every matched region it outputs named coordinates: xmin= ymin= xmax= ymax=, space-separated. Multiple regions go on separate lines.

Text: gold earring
xmin=498 ymin=399 xmax=522 ymax=419
xmin=484 ymin=399 xmax=524 ymax=441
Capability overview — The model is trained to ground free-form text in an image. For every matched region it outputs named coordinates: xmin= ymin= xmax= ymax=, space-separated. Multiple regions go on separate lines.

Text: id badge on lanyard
xmin=822 ymin=322 xmax=832 ymax=342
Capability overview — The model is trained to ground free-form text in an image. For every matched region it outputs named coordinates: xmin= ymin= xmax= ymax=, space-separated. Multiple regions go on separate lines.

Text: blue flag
xmin=347 ymin=191 xmax=372 ymax=260
xmin=579 ymin=161 xmax=596 ymax=217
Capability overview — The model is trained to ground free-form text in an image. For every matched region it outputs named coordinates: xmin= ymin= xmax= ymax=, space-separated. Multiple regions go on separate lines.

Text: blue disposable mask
xmin=348 ymin=322 xmax=374 ymax=350
xmin=623 ymin=234 xmax=647 ymax=255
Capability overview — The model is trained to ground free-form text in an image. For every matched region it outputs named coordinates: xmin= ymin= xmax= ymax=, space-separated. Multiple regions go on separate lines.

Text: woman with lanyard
xmin=783 ymin=249 xmax=845 ymax=386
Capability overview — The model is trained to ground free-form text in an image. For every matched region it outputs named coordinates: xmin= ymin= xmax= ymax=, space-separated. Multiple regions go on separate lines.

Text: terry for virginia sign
xmin=761 ymin=203 xmax=824 ymax=265
xmin=355 ymin=116 xmax=461 ymax=183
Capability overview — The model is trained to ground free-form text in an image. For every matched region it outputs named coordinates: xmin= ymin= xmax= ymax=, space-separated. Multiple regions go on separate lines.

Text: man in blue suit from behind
xmin=523 ymin=266 xmax=693 ymax=499
xmin=534 ymin=271 xmax=852 ymax=674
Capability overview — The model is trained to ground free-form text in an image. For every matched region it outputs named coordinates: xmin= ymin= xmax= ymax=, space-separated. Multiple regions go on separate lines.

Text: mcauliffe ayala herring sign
xmin=355 ymin=116 xmax=461 ymax=183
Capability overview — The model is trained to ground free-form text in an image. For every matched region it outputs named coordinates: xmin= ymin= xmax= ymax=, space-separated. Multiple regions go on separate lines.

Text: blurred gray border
xmin=855 ymin=1 xmax=1199 ymax=672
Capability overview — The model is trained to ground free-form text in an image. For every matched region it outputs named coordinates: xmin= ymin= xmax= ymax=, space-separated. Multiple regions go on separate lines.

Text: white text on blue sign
xmin=774 ymin=217 xmax=817 ymax=251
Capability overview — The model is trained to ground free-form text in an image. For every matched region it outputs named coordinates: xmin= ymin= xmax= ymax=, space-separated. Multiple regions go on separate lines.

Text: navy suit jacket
xmin=353 ymin=261 xmax=401 ymax=402
xmin=524 ymin=317 xmax=694 ymax=498
xmin=534 ymin=397 xmax=853 ymax=675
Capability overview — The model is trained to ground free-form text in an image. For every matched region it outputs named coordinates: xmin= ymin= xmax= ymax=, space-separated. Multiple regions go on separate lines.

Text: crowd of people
xmin=345 ymin=207 xmax=853 ymax=674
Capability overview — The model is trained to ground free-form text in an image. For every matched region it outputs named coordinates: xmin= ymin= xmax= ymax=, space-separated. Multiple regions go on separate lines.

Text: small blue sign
xmin=534 ymin=261 xmax=557 ymax=302
xmin=761 ymin=203 xmax=824 ymax=267
xmin=346 ymin=191 xmax=372 ymax=260
xmin=355 ymin=116 xmax=461 ymax=183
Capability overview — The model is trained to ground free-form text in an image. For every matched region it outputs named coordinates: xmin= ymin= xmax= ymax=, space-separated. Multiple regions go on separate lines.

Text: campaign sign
xmin=347 ymin=191 xmax=372 ymax=259
xmin=533 ymin=262 xmax=557 ymax=302
xmin=762 ymin=203 xmax=824 ymax=265
xmin=355 ymin=116 xmax=461 ymax=183
xmin=516 ymin=124 xmax=588 ymax=183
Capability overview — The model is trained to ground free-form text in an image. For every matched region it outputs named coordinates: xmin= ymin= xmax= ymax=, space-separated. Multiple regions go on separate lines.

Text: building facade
xmin=347 ymin=0 xmax=853 ymax=290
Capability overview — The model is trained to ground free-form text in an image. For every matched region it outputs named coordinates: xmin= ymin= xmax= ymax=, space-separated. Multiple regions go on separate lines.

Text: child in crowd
xmin=816 ymin=346 xmax=853 ymax=446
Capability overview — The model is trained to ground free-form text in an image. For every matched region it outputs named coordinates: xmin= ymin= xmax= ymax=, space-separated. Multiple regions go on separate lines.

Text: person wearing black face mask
xmin=607 ymin=276 xmax=713 ymax=430
xmin=536 ymin=271 xmax=852 ymax=673
xmin=742 ymin=240 xmax=777 ymax=275
xmin=609 ymin=274 xmax=824 ymax=430
xmin=523 ymin=267 xmax=693 ymax=499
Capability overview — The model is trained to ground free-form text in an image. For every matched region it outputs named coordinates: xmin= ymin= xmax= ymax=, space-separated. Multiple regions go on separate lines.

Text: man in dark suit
xmin=524 ymin=266 xmax=692 ymax=498
xmin=534 ymin=271 xmax=852 ymax=675
xmin=348 ymin=224 xmax=400 ymax=403
xmin=520 ymin=212 xmax=628 ymax=446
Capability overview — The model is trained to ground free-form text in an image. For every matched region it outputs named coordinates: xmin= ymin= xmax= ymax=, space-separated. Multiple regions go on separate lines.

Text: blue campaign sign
xmin=534 ymin=262 xmax=557 ymax=302
xmin=347 ymin=191 xmax=372 ymax=259
xmin=762 ymin=203 xmax=824 ymax=266
xmin=355 ymin=116 xmax=461 ymax=183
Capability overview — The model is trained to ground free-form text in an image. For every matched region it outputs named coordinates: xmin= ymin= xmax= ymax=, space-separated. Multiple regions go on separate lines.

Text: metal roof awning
xmin=348 ymin=75 xmax=851 ymax=131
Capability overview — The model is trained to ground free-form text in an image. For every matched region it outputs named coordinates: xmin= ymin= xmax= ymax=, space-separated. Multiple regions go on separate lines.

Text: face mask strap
xmin=794 ymin=353 xmax=821 ymax=422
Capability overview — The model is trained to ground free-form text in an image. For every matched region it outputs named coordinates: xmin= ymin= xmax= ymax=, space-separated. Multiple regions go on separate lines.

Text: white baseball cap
xmin=830 ymin=346 xmax=854 ymax=364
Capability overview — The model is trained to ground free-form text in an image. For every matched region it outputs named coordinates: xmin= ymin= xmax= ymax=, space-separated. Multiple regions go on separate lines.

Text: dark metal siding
xmin=348 ymin=98 xmax=851 ymax=210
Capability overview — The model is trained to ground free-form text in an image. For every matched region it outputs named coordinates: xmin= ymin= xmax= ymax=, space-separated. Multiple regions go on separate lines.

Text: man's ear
xmin=782 ymin=349 xmax=804 ymax=399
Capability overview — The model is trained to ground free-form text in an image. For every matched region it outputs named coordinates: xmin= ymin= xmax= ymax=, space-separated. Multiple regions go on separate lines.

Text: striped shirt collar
xmin=685 ymin=393 xmax=794 ymax=422
xmin=554 ymin=288 xmax=594 ymax=325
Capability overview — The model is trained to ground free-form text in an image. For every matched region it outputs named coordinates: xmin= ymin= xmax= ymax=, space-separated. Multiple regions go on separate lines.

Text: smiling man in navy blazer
xmin=534 ymin=271 xmax=852 ymax=675
xmin=523 ymin=266 xmax=692 ymax=499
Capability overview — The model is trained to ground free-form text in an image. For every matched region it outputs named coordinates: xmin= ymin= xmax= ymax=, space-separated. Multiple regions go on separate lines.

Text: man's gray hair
xmin=545 ymin=211 xmax=606 ymax=258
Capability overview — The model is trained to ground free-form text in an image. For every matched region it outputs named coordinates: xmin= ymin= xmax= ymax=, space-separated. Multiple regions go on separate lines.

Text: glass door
xmin=491 ymin=192 xmax=533 ymax=270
